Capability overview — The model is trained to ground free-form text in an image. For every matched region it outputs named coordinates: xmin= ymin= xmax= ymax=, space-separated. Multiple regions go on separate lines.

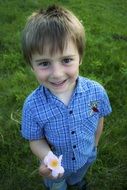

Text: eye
xmin=62 ymin=58 xmax=73 ymax=65
xmin=38 ymin=61 xmax=50 ymax=68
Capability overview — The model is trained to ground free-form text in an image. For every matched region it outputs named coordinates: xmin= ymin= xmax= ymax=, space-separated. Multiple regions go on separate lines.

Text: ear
xmin=31 ymin=67 xmax=34 ymax=72
xmin=30 ymin=66 xmax=37 ymax=77
xmin=79 ymin=58 xmax=82 ymax=65
xmin=30 ymin=64 xmax=34 ymax=72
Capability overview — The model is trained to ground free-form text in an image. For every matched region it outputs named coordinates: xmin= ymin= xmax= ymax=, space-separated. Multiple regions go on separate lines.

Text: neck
xmin=54 ymin=82 xmax=76 ymax=105
xmin=56 ymin=90 xmax=73 ymax=106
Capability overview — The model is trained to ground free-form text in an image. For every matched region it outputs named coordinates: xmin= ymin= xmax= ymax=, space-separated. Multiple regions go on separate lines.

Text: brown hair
xmin=21 ymin=5 xmax=85 ymax=65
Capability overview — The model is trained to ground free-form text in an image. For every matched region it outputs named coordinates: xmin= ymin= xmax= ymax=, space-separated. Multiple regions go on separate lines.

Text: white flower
xmin=44 ymin=151 xmax=64 ymax=177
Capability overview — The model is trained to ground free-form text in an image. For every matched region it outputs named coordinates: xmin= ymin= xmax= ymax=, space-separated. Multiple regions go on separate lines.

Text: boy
xmin=21 ymin=5 xmax=112 ymax=190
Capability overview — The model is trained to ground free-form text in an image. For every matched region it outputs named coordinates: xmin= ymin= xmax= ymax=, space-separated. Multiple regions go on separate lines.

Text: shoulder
xmin=79 ymin=76 xmax=112 ymax=116
xmin=23 ymin=85 xmax=46 ymax=110
xmin=79 ymin=76 xmax=105 ymax=95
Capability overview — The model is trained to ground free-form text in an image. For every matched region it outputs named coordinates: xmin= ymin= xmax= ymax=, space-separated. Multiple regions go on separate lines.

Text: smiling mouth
xmin=49 ymin=79 xmax=67 ymax=87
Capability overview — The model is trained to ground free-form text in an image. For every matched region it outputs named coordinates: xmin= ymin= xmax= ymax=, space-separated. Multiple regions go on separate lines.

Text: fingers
xmin=39 ymin=164 xmax=64 ymax=179
xmin=39 ymin=164 xmax=56 ymax=179
xmin=39 ymin=164 xmax=51 ymax=177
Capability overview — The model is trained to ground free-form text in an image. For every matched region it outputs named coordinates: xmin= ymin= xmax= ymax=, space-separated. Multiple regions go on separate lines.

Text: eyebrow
xmin=35 ymin=58 xmax=51 ymax=63
xmin=35 ymin=55 xmax=76 ymax=62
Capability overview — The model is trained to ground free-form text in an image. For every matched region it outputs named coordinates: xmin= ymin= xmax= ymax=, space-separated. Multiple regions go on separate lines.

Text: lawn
xmin=0 ymin=0 xmax=127 ymax=189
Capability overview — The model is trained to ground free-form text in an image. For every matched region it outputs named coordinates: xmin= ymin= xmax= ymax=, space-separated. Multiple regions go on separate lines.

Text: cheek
xmin=34 ymin=69 xmax=49 ymax=82
xmin=67 ymin=66 xmax=79 ymax=78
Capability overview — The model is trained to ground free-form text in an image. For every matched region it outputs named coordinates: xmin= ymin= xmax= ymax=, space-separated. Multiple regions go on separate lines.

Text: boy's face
xmin=31 ymin=40 xmax=80 ymax=96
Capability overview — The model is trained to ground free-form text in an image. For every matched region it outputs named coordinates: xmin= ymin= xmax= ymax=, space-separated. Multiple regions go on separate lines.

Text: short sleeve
xmin=99 ymin=88 xmax=112 ymax=117
xmin=21 ymin=101 xmax=45 ymax=140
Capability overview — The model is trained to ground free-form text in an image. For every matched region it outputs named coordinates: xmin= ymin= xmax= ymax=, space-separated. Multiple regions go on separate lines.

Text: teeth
xmin=50 ymin=80 xmax=66 ymax=86
xmin=55 ymin=82 xmax=63 ymax=84
xmin=51 ymin=80 xmax=66 ymax=85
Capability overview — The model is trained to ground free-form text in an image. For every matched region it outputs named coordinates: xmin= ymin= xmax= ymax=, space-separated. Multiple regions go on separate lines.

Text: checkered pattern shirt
xmin=21 ymin=76 xmax=112 ymax=172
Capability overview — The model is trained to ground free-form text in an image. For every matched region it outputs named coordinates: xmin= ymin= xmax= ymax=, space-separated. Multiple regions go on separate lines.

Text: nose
xmin=51 ymin=63 xmax=64 ymax=79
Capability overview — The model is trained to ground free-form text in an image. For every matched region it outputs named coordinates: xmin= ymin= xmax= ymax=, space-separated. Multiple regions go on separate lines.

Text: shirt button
xmin=69 ymin=110 xmax=73 ymax=114
xmin=73 ymin=145 xmax=76 ymax=148
xmin=71 ymin=131 xmax=75 ymax=134
xmin=72 ymin=157 xmax=75 ymax=160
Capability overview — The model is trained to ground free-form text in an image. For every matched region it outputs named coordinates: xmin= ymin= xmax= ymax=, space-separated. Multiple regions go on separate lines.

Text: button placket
xmin=70 ymin=131 xmax=77 ymax=161
xmin=68 ymin=107 xmax=77 ymax=162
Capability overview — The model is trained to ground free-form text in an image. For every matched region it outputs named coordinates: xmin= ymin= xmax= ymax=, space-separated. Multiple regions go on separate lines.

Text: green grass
xmin=0 ymin=0 xmax=127 ymax=189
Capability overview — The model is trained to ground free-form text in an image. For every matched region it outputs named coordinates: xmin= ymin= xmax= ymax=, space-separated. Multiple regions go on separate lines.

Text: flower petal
xmin=52 ymin=170 xmax=59 ymax=177
xmin=58 ymin=155 xmax=63 ymax=164
xmin=58 ymin=166 xmax=64 ymax=174
xmin=43 ymin=152 xmax=64 ymax=177
xmin=44 ymin=151 xmax=52 ymax=165
xmin=48 ymin=151 xmax=58 ymax=161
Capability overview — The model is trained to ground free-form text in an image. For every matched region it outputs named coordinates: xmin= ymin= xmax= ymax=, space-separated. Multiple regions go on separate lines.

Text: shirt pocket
xmin=80 ymin=112 xmax=99 ymax=135
xmin=78 ymin=113 xmax=99 ymax=148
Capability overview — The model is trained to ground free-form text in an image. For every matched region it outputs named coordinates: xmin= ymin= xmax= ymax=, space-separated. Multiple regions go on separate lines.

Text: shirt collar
xmin=74 ymin=76 xmax=89 ymax=94
xmin=41 ymin=76 xmax=89 ymax=102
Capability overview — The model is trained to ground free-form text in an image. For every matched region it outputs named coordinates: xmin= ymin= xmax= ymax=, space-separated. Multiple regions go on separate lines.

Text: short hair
xmin=21 ymin=5 xmax=85 ymax=65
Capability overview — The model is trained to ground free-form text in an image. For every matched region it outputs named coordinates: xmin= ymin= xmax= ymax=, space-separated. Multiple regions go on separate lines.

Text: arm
xmin=29 ymin=139 xmax=63 ymax=179
xmin=30 ymin=139 xmax=53 ymax=178
xmin=95 ymin=117 xmax=104 ymax=147
xmin=29 ymin=139 xmax=51 ymax=160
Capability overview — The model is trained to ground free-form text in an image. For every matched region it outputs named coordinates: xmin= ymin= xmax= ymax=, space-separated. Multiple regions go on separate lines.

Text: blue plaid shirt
xmin=21 ymin=76 xmax=112 ymax=172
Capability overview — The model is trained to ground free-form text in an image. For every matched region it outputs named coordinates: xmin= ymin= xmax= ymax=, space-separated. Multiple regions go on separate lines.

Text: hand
xmin=39 ymin=163 xmax=52 ymax=178
xmin=39 ymin=163 xmax=64 ymax=179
